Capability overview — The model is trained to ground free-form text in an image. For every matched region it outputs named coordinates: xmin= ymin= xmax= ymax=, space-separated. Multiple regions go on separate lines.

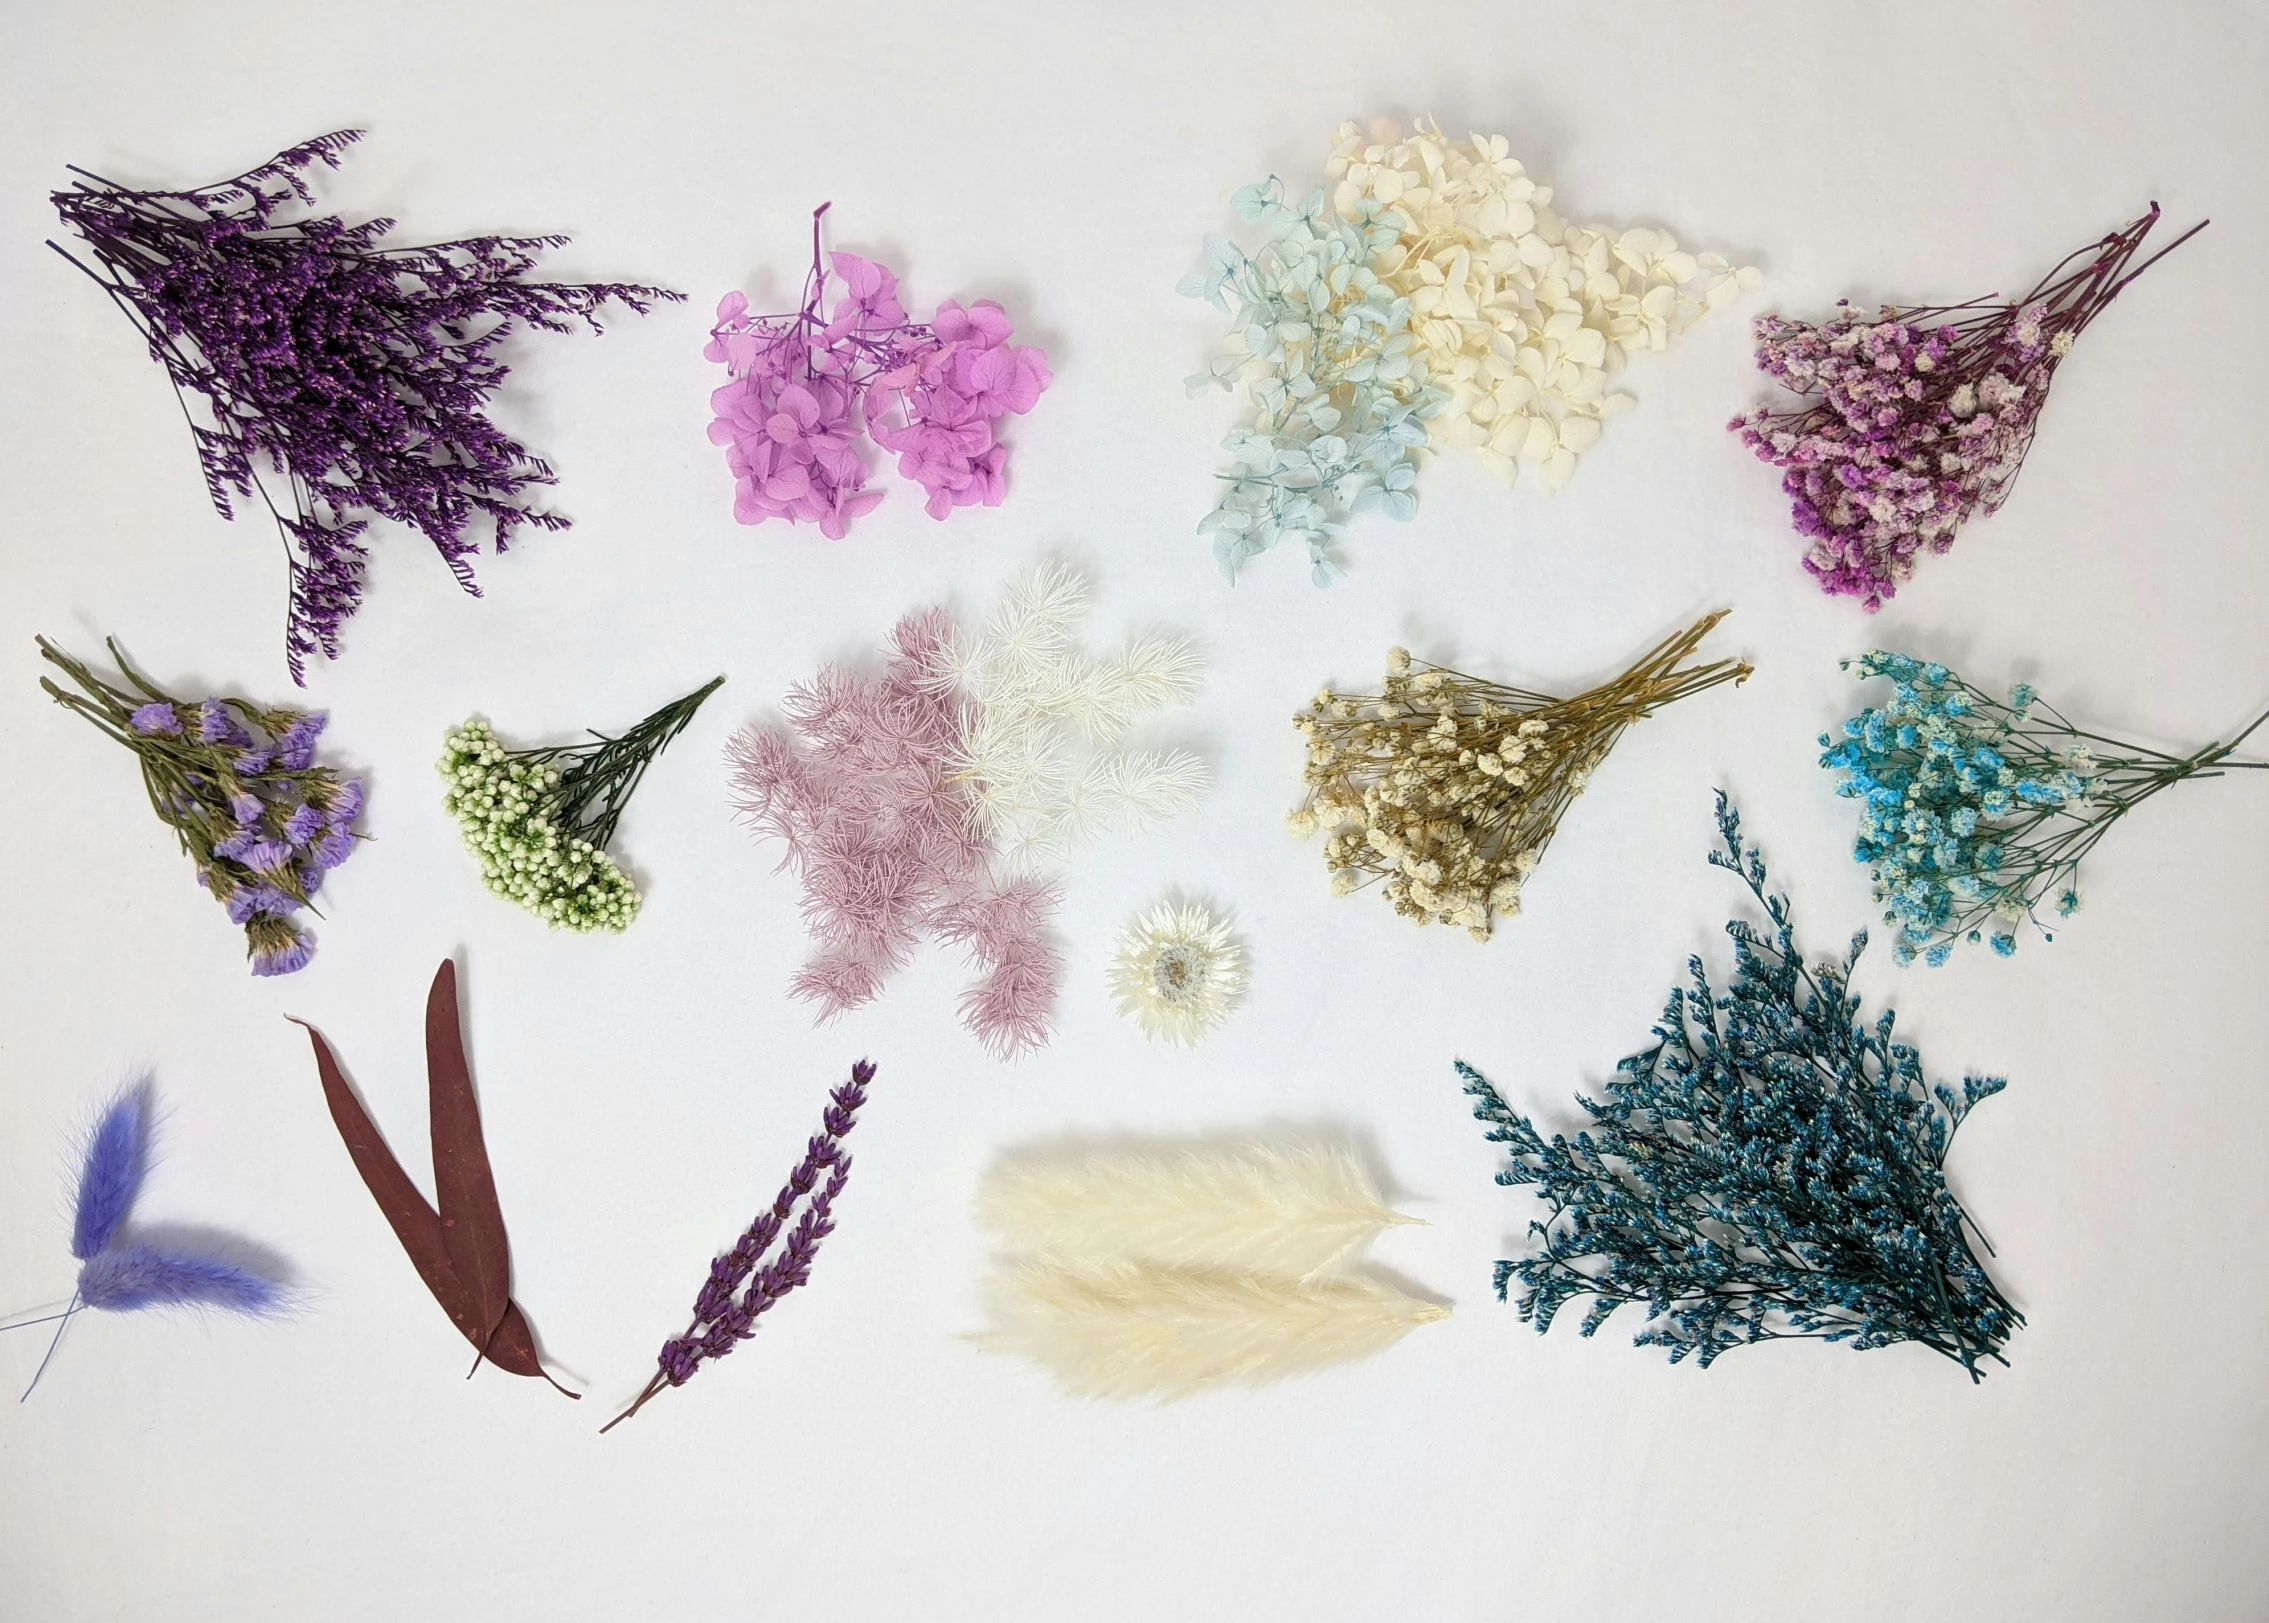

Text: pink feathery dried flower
xmin=727 ymin=609 xmax=1061 ymax=1057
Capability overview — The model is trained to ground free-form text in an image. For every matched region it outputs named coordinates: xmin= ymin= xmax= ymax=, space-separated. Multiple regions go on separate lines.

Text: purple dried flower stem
xmin=601 ymin=1060 xmax=872 ymax=1433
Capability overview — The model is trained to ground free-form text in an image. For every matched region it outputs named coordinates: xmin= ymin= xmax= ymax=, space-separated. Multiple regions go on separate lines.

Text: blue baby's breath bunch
xmin=1460 ymin=794 xmax=2020 ymax=1379
xmin=1822 ymin=651 xmax=2266 ymax=964
xmin=1181 ymin=177 xmax=1445 ymax=585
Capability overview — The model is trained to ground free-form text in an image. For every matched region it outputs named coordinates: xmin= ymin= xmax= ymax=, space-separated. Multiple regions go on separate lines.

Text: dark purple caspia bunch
xmin=603 ymin=1060 xmax=872 ymax=1433
xmin=1731 ymin=204 xmax=2204 ymax=611
xmin=49 ymin=131 xmax=681 ymax=682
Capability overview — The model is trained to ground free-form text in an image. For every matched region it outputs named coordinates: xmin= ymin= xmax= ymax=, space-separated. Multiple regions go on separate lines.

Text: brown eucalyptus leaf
xmin=424 ymin=960 xmax=511 ymax=1354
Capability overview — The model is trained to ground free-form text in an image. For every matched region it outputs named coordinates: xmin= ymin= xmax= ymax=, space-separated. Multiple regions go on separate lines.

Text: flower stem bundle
xmin=1822 ymin=651 xmax=2265 ymax=962
xmin=1288 ymin=612 xmax=1750 ymax=939
xmin=1732 ymin=204 xmax=2206 ymax=610
xmin=49 ymin=131 xmax=681 ymax=680
xmin=1462 ymin=795 xmax=2021 ymax=1378
xmin=604 ymin=1061 xmax=871 ymax=1433
xmin=39 ymin=636 xmax=364 ymax=975
xmin=440 ymin=676 xmax=722 ymax=933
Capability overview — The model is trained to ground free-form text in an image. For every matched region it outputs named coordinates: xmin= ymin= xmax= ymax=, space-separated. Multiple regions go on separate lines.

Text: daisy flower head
xmin=1107 ymin=900 xmax=1246 ymax=1047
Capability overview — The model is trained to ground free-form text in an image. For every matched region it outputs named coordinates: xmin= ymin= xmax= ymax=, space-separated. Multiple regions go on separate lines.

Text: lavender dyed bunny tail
xmin=71 ymin=1079 xmax=153 ymax=1260
xmin=17 ymin=1078 xmax=287 ymax=1400
xmin=77 ymin=1244 xmax=281 ymax=1315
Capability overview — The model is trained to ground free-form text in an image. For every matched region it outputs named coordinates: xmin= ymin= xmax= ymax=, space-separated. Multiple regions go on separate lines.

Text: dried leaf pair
xmin=293 ymin=960 xmax=572 ymax=1395
xmin=973 ymin=1142 xmax=1446 ymax=1398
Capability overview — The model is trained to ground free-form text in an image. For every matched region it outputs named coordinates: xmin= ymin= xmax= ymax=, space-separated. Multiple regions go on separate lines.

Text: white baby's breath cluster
xmin=1287 ymin=649 xmax=1579 ymax=940
xmin=1327 ymin=117 xmax=1762 ymax=492
xmin=945 ymin=564 xmax=1208 ymax=869
xmin=439 ymin=720 xmax=639 ymax=932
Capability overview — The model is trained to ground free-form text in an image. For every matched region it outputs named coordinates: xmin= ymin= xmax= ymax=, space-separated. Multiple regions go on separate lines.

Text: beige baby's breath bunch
xmin=1327 ymin=117 xmax=1762 ymax=492
xmin=1287 ymin=613 xmax=1750 ymax=939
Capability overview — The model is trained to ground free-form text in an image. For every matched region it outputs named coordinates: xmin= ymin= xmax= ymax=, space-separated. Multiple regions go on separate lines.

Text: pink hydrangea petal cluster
xmin=726 ymin=608 xmax=1062 ymax=1058
xmin=704 ymin=206 xmax=1050 ymax=539
xmin=1730 ymin=204 xmax=2202 ymax=611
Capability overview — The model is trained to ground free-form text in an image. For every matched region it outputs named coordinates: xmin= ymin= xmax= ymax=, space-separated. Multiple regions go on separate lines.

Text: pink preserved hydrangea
xmin=704 ymin=206 xmax=1050 ymax=539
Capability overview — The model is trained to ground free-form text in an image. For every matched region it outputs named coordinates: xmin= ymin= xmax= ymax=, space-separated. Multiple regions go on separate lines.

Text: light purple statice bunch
xmin=705 ymin=204 xmax=1051 ymax=536
xmin=49 ymin=131 xmax=680 ymax=682
xmin=1732 ymin=204 xmax=2205 ymax=610
xmin=39 ymin=637 xmax=364 ymax=975
xmin=602 ymin=1061 xmax=871 ymax=1433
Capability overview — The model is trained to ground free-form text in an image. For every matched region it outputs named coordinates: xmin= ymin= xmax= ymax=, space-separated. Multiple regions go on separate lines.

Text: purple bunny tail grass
xmin=601 ymin=1060 xmax=872 ymax=1434
xmin=72 ymin=1078 xmax=154 ymax=1260
xmin=76 ymin=1243 xmax=283 ymax=1316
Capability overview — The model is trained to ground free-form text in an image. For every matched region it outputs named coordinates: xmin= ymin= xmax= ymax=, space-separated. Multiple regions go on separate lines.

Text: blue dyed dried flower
xmin=1461 ymin=794 xmax=2020 ymax=1378
xmin=49 ymin=131 xmax=682 ymax=682
xmin=1822 ymin=650 xmax=2266 ymax=962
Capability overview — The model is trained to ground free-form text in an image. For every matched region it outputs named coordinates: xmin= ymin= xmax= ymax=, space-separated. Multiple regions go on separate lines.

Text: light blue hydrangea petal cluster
xmin=1180 ymin=179 xmax=1445 ymax=586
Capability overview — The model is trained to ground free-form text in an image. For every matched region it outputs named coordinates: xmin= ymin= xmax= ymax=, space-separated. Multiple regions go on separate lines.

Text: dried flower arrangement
xmin=49 ymin=131 xmax=680 ymax=680
xmin=973 ymin=1141 xmax=1445 ymax=1398
xmin=1732 ymin=204 xmax=2206 ymax=610
xmin=1462 ymin=795 xmax=2020 ymax=1378
xmin=1107 ymin=900 xmax=1246 ymax=1046
xmin=11 ymin=1079 xmax=285 ymax=1401
xmin=728 ymin=566 xmax=1204 ymax=1057
xmin=39 ymin=636 xmax=365 ymax=975
xmin=604 ymin=1061 xmax=870 ymax=1433
xmin=1286 ymin=612 xmax=1749 ymax=938
xmin=1822 ymin=651 xmax=2265 ymax=963
xmin=293 ymin=960 xmax=575 ymax=1395
xmin=706 ymin=204 xmax=1050 ymax=536
xmin=441 ymin=676 xmax=722 ymax=933
xmin=1184 ymin=116 xmax=1757 ymax=583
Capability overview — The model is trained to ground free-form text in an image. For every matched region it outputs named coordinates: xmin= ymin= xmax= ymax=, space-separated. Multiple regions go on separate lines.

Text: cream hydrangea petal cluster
xmin=1328 ymin=117 xmax=1762 ymax=491
xmin=944 ymin=564 xmax=1208 ymax=869
xmin=440 ymin=720 xmax=639 ymax=932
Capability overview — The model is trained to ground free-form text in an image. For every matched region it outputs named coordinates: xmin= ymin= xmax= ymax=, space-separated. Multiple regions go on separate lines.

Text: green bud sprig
xmin=440 ymin=676 xmax=722 ymax=933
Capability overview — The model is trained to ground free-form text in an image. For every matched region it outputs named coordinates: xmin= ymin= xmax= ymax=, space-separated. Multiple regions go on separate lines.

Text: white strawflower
xmin=1107 ymin=901 xmax=1247 ymax=1046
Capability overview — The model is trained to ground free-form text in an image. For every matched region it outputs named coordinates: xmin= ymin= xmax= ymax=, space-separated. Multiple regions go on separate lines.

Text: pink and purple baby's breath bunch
xmin=38 ymin=637 xmax=365 ymax=975
xmin=1732 ymin=204 xmax=2206 ymax=610
xmin=602 ymin=1061 xmax=871 ymax=1433
xmin=49 ymin=131 xmax=680 ymax=682
xmin=705 ymin=204 xmax=1050 ymax=536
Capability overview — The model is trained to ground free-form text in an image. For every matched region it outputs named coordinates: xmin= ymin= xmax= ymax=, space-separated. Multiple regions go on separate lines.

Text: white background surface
xmin=3 ymin=3 xmax=2265 ymax=1619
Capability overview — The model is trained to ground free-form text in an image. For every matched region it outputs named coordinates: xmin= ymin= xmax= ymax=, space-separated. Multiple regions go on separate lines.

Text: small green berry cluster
xmin=439 ymin=720 xmax=638 ymax=932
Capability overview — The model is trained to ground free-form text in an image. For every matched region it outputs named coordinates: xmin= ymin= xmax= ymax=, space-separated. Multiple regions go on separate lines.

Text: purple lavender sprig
xmin=49 ymin=131 xmax=683 ymax=683
xmin=602 ymin=1060 xmax=872 ymax=1432
xmin=1731 ymin=204 xmax=2206 ymax=611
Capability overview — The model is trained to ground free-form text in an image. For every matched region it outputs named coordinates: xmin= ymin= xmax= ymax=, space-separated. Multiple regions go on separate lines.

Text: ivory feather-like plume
xmin=978 ymin=1260 xmax=1447 ymax=1400
xmin=973 ymin=1141 xmax=1446 ymax=1398
xmin=977 ymin=1144 xmax=1418 ymax=1280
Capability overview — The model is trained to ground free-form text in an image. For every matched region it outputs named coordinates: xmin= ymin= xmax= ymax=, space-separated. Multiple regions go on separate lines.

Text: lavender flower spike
xmin=602 ymin=1060 xmax=872 ymax=1432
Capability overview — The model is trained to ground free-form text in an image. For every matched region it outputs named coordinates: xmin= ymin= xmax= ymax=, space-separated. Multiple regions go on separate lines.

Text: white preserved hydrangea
xmin=1327 ymin=117 xmax=1762 ymax=492
xmin=439 ymin=720 xmax=639 ymax=932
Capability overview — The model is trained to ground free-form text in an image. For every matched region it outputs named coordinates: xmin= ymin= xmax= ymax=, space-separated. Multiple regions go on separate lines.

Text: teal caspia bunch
xmin=1462 ymin=795 xmax=2020 ymax=1379
xmin=1821 ymin=651 xmax=2266 ymax=964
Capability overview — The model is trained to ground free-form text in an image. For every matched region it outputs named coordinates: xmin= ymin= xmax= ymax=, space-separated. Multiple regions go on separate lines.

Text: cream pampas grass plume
xmin=1107 ymin=900 xmax=1245 ymax=1046
xmin=972 ymin=1139 xmax=1446 ymax=1398
xmin=977 ymin=1260 xmax=1447 ymax=1400
xmin=978 ymin=1143 xmax=1408 ymax=1279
